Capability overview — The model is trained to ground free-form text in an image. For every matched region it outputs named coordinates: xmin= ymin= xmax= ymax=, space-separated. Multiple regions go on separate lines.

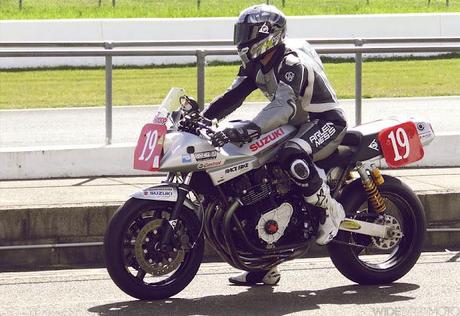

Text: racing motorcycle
xmin=104 ymin=88 xmax=435 ymax=300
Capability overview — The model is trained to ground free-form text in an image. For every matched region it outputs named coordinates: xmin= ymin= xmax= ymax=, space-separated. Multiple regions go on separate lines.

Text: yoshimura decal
xmin=169 ymin=219 xmax=178 ymax=229
xmin=368 ymin=139 xmax=380 ymax=151
xmin=249 ymin=128 xmax=285 ymax=152
xmin=309 ymin=123 xmax=336 ymax=148
xmin=194 ymin=150 xmax=218 ymax=161
xmin=225 ymin=162 xmax=249 ymax=174
xmin=259 ymin=23 xmax=270 ymax=34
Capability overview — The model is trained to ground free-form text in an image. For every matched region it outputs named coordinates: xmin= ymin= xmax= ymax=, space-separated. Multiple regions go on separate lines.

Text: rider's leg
xmin=280 ymin=109 xmax=347 ymax=245
xmin=279 ymin=146 xmax=345 ymax=245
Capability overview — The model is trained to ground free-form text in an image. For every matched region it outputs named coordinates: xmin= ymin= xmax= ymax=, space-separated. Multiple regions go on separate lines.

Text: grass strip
xmin=1 ymin=57 xmax=459 ymax=109
xmin=1 ymin=0 xmax=459 ymax=20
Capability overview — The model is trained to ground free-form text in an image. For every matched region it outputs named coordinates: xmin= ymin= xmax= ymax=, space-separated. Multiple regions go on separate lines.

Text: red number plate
xmin=378 ymin=121 xmax=424 ymax=168
xmin=133 ymin=124 xmax=167 ymax=171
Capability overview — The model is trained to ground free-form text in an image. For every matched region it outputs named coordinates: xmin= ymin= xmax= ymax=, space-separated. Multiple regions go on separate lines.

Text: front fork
xmin=160 ymin=173 xmax=193 ymax=250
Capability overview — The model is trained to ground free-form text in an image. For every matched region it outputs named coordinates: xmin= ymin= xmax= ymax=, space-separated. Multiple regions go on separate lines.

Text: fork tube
xmin=160 ymin=173 xmax=193 ymax=246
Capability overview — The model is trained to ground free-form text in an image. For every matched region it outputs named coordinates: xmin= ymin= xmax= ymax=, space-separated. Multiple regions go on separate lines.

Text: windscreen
xmin=153 ymin=87 xmax=186 ymax=129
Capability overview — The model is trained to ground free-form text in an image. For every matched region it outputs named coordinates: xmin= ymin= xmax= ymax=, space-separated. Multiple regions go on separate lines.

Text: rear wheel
xmin=327 ymin=175 xmax=426 ymax=285
xmin=104 ymin=198 xmax=204 ymax=300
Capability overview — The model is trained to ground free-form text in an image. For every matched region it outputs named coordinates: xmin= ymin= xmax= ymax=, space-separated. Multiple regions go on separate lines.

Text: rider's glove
xmin=178 ymin=112 xmax=212 ymax=134
xmin=211 ymin=121 xmax=261 ymax=147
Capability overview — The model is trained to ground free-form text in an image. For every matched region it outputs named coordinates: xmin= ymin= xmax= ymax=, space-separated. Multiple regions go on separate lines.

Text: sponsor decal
xmin=368 ymin=139 xmax=380 ymax=151
xmin=144 ymin=187 xmax=174 ymax=198
xmin=169 ymin=219 xmax=178 ymax=229
xmin=314 ymin=187 xmax=327 ymax=207
xmin=340 ymin=220 xmax=362 ymax=230
xmin=284 ymin=71 xmax=295 ymax=82
xmin=259 ymin=23 xmax=270 ymax=34
xmin=249 ymin=128 xmax=285 ymax=152
xmin=181 ymin=154 xmax=192 ymax=163
xmin=309 ymin=123 xmax=336 ymax=148
xmin=153 ymin=156 xmax=160 ymax=169
xmin=153 ymin=116 xmax=168 ymax=124
xmin=225 ymin=162 xmax=249 ymax=174
xmin=194 ymin=150 xmax=218 ymax=161
xmin=197 ymin=160 xmax=224 ymax=169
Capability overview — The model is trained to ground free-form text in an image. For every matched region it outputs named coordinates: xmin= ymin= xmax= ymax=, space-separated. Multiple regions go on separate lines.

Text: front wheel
xmin=328 ymin=175 xmax=426 ymax=285
xmin=104 ymin=198 xmax=204 ymax=300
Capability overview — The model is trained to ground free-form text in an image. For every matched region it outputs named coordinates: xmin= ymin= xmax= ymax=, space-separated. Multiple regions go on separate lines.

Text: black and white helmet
xmin=234 ymin=4 xmax=287 ymax=67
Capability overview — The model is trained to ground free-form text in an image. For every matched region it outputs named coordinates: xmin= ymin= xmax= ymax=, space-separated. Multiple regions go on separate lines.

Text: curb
xmin=0 ymin=191 xmax=459 ymax=271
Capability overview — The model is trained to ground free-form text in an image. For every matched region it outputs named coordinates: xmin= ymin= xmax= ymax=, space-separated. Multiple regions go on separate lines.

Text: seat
xmin=316 ymin=145 xmax=355 ymax=170
xmin=340 ymin=130 xmax=362 ymax=147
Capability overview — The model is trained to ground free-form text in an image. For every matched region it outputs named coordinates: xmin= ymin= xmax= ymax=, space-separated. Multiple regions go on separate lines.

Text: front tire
xmin=328 ymin=175 xmax=426 ymax=285
xmin=104 ymin=198 xmax=204 ymax=300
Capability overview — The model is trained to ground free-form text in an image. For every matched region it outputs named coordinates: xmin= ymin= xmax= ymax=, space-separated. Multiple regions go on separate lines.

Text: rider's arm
xmin=253 ymin=54 xmax=311 ymax=134
xmin=202 ymin=66 xmax=257 ymax=121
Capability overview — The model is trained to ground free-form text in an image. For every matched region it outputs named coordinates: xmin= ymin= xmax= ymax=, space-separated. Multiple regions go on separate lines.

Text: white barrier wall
xmin=0 ymin=133 xmax=457 ymax=179
xmin=1 ymin=13 xmax=460 ymax=68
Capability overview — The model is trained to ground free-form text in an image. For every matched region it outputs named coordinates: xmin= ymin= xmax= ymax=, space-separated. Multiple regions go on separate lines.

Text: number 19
xmin=388 ymin=128 xmax=410 ymax=161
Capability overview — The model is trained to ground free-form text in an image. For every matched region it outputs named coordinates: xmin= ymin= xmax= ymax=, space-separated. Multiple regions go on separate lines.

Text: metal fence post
xmin=196 ymin=50 xmax=206 ymax=110
xmin=355 ymin=39 xmax=363 ymax=126
xmin=104 ymin=42 xmax=113 ymax=145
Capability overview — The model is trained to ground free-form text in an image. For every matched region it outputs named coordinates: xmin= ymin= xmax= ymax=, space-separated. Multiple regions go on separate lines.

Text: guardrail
xmin=1 ymin=37 xmax=460 ymax=145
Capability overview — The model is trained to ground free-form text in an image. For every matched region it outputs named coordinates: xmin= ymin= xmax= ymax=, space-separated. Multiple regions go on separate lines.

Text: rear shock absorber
xmin=356 ymin=163 xmax=386 ymax=213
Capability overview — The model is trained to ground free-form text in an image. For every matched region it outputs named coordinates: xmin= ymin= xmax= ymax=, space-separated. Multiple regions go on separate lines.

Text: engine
xmin=221 ymin=163 xmax=319 ymax=249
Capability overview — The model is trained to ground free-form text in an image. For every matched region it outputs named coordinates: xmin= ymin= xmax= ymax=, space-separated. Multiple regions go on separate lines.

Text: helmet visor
xmin=233 ymin=23 xmax=261 ymax=46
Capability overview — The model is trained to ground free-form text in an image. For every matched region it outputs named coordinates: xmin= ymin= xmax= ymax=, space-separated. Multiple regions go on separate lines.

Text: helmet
xmin=234 ymin=4 xmax=287 ymax=67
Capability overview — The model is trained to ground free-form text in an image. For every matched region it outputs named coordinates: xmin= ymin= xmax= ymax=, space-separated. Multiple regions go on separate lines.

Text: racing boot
xmin=228 ymin=267 xmax=280 ymax=286
xmin=304 ymin=182 xmax=345 ymax=245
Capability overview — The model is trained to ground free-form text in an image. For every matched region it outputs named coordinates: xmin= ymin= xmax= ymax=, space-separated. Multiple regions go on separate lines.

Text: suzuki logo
xmin=249 ymin=128 xmax=285 ymax=152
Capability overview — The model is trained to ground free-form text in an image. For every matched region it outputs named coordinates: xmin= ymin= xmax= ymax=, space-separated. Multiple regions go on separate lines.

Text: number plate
xmin=378 ymin=121 xmax=424 ymax=168
xmin=133 ymin=124 xmax=167 ymax=171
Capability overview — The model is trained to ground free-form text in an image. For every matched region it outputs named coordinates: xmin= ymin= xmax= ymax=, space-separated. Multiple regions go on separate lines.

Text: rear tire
xmin=104 ymin=198 xmax=204 ymax=300
xmin=327 ymin=175 xmax=426 ymax=285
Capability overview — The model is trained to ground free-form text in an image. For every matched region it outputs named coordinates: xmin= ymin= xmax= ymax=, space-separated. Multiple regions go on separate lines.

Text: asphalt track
xmin=0 ymin=252 xmax=459 ymax=316
xmin=1 ymin=96 xmax=459 ymax=148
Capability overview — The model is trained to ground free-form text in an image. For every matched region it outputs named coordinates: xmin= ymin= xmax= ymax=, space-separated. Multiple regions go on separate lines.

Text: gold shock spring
xmin=356 ymin=164 xmax=386 ymax=214
xmin=362 ymin=178 xmax=386 ymax=213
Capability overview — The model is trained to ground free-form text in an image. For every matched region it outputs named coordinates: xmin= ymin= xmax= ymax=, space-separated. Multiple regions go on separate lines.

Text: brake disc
xmin=371 ymin=214 xmax=404 ymax=250
xmin=134 ymin=219 xmax=185 ymax=276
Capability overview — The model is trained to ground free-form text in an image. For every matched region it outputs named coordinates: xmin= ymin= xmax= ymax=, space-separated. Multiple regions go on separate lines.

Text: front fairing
xmin=159 ymin=124 xmax=297 ymax=173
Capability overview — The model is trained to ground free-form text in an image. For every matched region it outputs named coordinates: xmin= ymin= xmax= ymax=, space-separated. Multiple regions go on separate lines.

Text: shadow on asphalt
xmin=88 ymin=282 xmax=419 ymax=315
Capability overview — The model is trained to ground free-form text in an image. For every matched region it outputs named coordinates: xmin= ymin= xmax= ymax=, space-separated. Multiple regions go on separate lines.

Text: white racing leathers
xmin=203 ymin=40 xmax=347 ymax=165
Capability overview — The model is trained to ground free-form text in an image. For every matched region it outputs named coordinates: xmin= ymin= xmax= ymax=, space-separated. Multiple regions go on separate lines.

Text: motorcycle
xmin=104 ymin=88 xmax=435 ymax=300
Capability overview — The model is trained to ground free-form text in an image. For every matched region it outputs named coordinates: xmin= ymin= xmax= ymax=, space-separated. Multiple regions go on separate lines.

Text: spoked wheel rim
xmin=121 ymin=208 xmax=193 ymax=287
xmin=349 ymin=191 xmax=417 ymax=271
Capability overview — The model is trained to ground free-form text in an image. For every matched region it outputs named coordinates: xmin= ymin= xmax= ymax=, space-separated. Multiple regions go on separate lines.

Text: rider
xmin=202 ymin=4 xmax=347 ymax=286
